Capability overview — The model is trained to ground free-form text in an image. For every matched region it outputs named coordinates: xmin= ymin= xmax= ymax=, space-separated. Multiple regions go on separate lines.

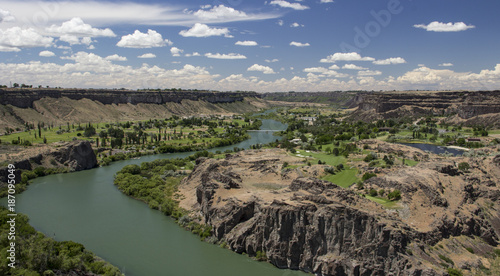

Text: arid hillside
xmin=0 ymin=89 xmax=270 ymax=132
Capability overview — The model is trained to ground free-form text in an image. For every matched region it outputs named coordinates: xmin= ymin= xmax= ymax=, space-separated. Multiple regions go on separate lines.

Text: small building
xmin=300 ymin=117 xmax=317 ymax=126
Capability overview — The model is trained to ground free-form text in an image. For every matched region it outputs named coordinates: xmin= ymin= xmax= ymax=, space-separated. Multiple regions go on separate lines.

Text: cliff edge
xmin=178 ymin=148 xmax=500 ymax=276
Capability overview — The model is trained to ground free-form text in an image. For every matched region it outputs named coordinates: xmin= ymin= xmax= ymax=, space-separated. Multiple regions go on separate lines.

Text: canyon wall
xmin=353 ymin=91 xmax=500 ymax=119
xmin=0 ymin=89 xmax=260 ymax=108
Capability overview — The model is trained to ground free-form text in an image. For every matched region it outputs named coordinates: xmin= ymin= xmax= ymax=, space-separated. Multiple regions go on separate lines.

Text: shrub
xmin=387 ymin=190 xmax=401 ymax=200
xmin=447 ymin=268 xmax=463 ymax=276
xmin=458 ymin=162 xmax=470 ymax=172
xmin=369 ymin=189 xmax=378 ymax=197
xmin=362 ymin=172 xmax=377 ymax=181
xmin=356 ymin=181 xmax=364 ymax=190
xmin=324 ymin=166 xmax=335 ymax=174
xmin=120 ymin=164 xmax=141 ymax=175
xmin=438 ymin=254 xmax=454 ymax=265
xmin=255 ymin=251 xmax=267 ymax=261
xmin=363 ymin=153 xmax=377 ymax=162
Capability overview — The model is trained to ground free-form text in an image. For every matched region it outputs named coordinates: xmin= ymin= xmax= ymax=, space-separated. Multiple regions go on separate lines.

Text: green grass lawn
xmin=292 ymin=149 xmax=359 ymax=188
xmin=322 ymin=168 xmax=358 ymax=188
xmin=401 ymin=158 xmax=419 ymax=166
xmin=365 ymin=195 xmax=400 ymax=209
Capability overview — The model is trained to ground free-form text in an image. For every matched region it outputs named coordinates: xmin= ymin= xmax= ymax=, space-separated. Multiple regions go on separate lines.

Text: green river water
xmin=1 ymin=119 xmax=309 ymax=276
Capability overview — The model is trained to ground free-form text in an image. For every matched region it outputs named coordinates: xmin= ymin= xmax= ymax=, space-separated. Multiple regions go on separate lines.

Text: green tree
xmin=387 ymin=190 xmax=401 ymax=200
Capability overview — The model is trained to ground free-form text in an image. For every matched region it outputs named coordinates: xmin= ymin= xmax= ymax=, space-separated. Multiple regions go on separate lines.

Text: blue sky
xmin=0 ymin=0 xmax=499 ymax=92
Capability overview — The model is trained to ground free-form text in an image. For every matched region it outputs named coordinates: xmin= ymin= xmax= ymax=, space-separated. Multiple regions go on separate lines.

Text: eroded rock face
xmin=351 ymin=91 xmax=500 ymax=123
xmin=179 ymin=148 xmax=500 ymax=275
xmin=53 ymin=140 xmax=97 ymax=170
xmin=0 ymin=140 xmax=97 ymax=184
xmin=180 ymin=150 xmax=470 ymax=275
xmin=0 ymin=89 xmax=259 ymax=108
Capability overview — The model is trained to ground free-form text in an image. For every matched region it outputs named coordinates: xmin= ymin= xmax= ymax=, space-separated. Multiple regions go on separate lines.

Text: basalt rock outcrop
xmin=179 ymin=149 xmax=500 ymax=275
xmin=350 ymin=91 xmax=500 ymax=124
xmin=0 ymin=140 xmax=97 ymax=184
xmin=0 ymin=89 xmax=260 ymax=109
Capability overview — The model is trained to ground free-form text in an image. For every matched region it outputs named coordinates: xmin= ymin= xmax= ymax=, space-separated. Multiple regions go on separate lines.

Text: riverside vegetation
xmin=113 ymin=151 xmax=222 ymax=241
xmin=0 ymin=207 xmax=122 ymax=276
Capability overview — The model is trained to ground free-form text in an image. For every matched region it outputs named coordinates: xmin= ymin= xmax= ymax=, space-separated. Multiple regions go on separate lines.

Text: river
xmin=399 ymin=143 xmax=464 ymax=156
xmin=1 ymin=119 xmax=308 ymax=276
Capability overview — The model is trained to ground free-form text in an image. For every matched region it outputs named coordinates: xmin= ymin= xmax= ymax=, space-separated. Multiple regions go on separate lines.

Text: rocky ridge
xmin=0 ymin=89 xmax=269 ymax=131
xmin=350 ymin=91 xmax=500 ymax=126
xmin=179 ymin=148 xmax=500 ymax=275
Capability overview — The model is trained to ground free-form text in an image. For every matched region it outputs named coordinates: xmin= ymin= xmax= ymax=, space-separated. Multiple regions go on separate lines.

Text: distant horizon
xmin=1 ymin=0 xmax=499 ymax=92
xmin=2 ymin=86 xmax=499 ymax=94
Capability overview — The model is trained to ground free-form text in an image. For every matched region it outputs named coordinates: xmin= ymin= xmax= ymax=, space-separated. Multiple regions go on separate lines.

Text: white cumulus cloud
xmin=0 ymin=9 xmax=15 ymax=22
xmin=269 ymin=0 xmax=309 ymax=10
xmin=185 ymin=52 xmax=201 ymax=57
xmin=179 ymin=23 xmax=232 ymax=38
xmin=105 ymin=54 xmax=127 ymax=61
xmin=414 ymin=21 xmax=475 ymax=32
xmin=170 ymin=47 xmax=184 ymax=57
xmin=439 ymin=63 xmax=454 ymax=67
xmin=265 ymin=59 xmax=279 ymax=63
xmin=320 ymin=52 xmax=375 ymax=63
xmin=303 ymin=67 xmax=328 ymax=73
xmin=290 ymin=22 xmax=304 ymax=27
xmin=373 ymin=57 xmax=406 ymax=65
xmin=358 ymin=70 xmax=382 ymax=76
xmin=320 ymin=0 xmax=334 ymax=3
xmin=39 ymin=50 xmax=55 ymax=57
xmin=247 ymin=64 xmax=276 ymax=74
xmin=205 ymin=53 xmax=247 ymax=59
xmin=117 ymin=29 xmax=172 ymax=48
xmin=138 ymin=53 xmax=156 ymax=58
xmin=343 ymin=64 xmax=367 ymax=70
xmin=193 ymin=5 xmax=248 ymax=21
xmin=0 ymin=27 xmax=53 ymax=51
xmin=290 ymin=41 xmax=310 ymax=47
xmin=46 ymin=17 xmax=116 ymax=37
xmin=235 ymin=40 xmax=258 ymax=46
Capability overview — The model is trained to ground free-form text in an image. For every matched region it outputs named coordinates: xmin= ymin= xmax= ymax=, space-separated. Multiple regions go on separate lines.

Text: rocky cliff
xmin=0 ymin=89 xmax=269 ymax=131
xmin=178 ymin=149 xmax=500 ymax=275
xmin=0 ymin=140 xmax=97 ymax=184
xmin=0 ymin=89 xmax=260 ymax=108
xmin=350 ymin=91 xmax=500 ymax=123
